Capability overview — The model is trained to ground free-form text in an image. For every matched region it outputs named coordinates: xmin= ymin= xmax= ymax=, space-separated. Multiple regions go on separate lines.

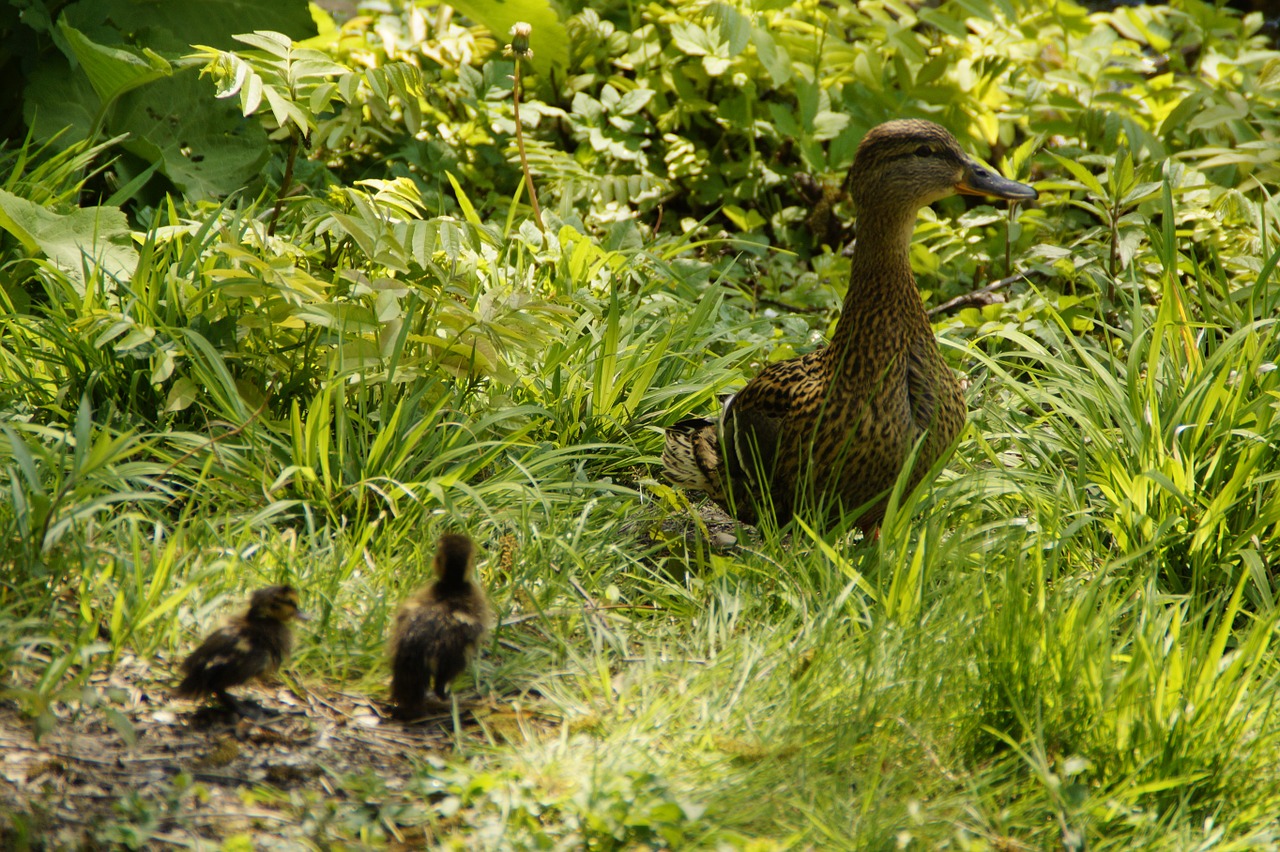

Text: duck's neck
xmin=830 ymin=206 xmax=928 ymax=365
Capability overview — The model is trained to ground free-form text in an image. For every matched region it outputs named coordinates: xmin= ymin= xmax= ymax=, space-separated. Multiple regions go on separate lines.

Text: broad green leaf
xmin=0 ymin=189 xmax=138 ymax=286
xmin=22 ymin=63 xmax=100 ymax=146
xmin=64 ymin=0 xmax=316 ymax=54
xmin=113 ymin=74 xmax=270 ymax=199
xmin=59 ymin=21 xmax=172 ymax=103
xmin=445 ymin=0 xmax=568 ymax=77
xmin=234 ymin=30 xmax=295 ymax=58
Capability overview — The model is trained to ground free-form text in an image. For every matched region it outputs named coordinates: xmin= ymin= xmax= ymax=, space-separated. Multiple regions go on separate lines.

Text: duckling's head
xmin=849 ymin=119 xmax=1037 ymax=213
xmin=247 ymin=585 xmax=309 ymax=623
xmin=433 ymin=533 xmax=476 ymax=583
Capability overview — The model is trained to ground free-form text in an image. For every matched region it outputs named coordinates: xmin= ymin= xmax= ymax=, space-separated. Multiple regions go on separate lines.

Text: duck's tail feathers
xmin=662 ymin=418 xmax=725 ymax=499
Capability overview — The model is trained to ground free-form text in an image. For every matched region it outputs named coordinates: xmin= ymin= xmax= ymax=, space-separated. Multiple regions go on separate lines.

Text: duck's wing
xmin=722 ymin=353 xmax=825 ymax=492
xmin=176 ymin=623 xmax=271 ymax=696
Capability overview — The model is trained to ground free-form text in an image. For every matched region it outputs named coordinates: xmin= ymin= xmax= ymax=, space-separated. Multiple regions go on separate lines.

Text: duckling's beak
xmin=294 ymin=609 xmax=311 ymax=622
xmin=956 ymin=160 xmax=1038 ymax=201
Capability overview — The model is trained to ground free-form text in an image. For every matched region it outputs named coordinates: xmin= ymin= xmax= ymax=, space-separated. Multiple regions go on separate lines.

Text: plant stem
xmin=268 ymin=129 xmax=300 ymax=238
xmin=512 ymin=61 xmax=544 ymax=233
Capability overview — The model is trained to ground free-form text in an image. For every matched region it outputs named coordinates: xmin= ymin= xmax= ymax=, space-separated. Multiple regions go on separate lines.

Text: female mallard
xmin=175 ymin=585 xmax=308 ymax=716
xmin=663 ymin=119 xmax=1037 ymax=532
xmin=389 ymin=533 xmax=493 ymax=719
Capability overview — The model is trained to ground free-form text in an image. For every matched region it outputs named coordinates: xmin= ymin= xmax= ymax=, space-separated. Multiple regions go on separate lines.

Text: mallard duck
xmin=175 ymin=585 xmax=308 ymax=716
xmin=389 ymin=533 xmax=494 ymax=719
xmin=664 ymin=119 xmax=1037 ymax=532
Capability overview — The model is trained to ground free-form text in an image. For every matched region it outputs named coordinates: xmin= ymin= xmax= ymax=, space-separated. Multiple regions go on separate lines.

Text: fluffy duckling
xmin=175 ymin=584 xmax=308 ymax=716
xmin=389 ymin=533 xmax=494 ymax=719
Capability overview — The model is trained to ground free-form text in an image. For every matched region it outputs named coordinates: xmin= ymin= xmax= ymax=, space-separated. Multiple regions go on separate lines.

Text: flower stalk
xmin=505 ymin=22 xmax=543 ymax=233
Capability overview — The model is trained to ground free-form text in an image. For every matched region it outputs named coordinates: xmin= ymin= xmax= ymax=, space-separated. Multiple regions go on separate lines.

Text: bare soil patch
xmin=0 ymin=651 xmax=548 ymax=849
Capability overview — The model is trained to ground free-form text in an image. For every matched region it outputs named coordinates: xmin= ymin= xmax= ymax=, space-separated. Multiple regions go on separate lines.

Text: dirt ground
xmin=0 ymin=649 xmax=545 ymax=849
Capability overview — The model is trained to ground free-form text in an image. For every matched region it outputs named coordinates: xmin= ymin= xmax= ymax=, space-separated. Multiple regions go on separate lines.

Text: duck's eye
xmin=915 ymin=144 xmax=934 ymax=157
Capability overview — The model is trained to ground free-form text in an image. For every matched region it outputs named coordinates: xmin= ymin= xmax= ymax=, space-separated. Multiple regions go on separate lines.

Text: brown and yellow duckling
xmin=664 ymin=119 xmax=1037 ymax=533
xmin=175 ymin=584 xmax=308 ymax=717
xmin=389 ymin=533 xmax=494 ymax=719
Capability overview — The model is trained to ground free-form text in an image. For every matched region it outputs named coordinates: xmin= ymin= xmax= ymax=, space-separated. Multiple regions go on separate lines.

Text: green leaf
xmin=1047 ymin=152 xmax=1107 ymax=198
xmin=0 ymin=189 xmax=138 ymax=286
xmin=670 ymin=22 xmax=711 ymax=56
xmin=64 ymin=0 xmax=317 ymax=54
xmin=165 ymin=378 xmax=199 ymax=413
xmin=750 ymin=25 xmax=791 ymax=87
xmin=615 ymin=88 xmax=654 ymax=116
xmin=445 ymin=0 xmax=569 ymax=77
xmin=102 ymin=706 xmax=137 ymax=747
xmin=703 ymin=55 xmax=731 ymax=76
xmin=722 ymin=205 xmax=766 ymax=231
xmin=810 ymin=110 xmax=849 ymax=141
xmin=22 ymin=63 xmax=101 ymax=146
xmin=710 ymin=3 xmax=751 ymax=55
xmin=113 ymin=74 xmax=270 ymax=199
xmin=59 ymin=21 xmax=172 ymax=103
xmin=446 ymin=172 xmax=483 ymax=227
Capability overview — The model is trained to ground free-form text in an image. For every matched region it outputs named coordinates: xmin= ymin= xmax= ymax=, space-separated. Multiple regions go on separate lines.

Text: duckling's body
xmin=664 ymin=120 xmax=1037 ymax=532
xmin=175 ymin=585 xmax=307 ymax=716
xmin=389 ymin=533 xmax=493 ymax=719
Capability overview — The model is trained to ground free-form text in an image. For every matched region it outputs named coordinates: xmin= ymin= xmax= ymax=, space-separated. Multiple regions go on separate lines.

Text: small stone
xmin=711 ymin=532 xmax=737 ymax=549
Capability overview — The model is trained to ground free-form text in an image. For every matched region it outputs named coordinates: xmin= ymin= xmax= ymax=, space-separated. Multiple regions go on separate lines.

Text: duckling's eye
xmin=915 ymin=144 xmax=935 ymax=157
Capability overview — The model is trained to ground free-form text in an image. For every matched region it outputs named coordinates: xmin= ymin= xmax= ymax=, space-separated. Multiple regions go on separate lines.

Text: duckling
xmin=664 ymin=119 xmax=1038 ymax=533
xmin=389 ymin=533 xmax=494 ymax=719
xmin=175 ymin=585 xmax=308 ymax=717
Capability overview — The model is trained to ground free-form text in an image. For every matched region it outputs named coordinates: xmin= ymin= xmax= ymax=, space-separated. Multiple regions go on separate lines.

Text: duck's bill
xmin=956 ymin=163 xmax=1038 ymax=201
xmin=294 ymin=610 xmax=312 ymax=621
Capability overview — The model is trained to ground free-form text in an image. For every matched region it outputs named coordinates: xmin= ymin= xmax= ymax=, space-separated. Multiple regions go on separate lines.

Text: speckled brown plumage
xmin=389 ymin=533 xmax=493 ymax=719
xmin=664 ymin=119 xmax=1038 ymax=532
xmin=175 ymin=585 xmax=308 ymax=715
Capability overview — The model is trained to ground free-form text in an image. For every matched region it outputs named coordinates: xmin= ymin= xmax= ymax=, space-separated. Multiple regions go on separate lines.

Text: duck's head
xmin=849 ymin=119 xmax=1038 ymax=213
xmin=248 ymin=585 xmax=309 ymax=622
xmin=433 ymin=533 xmax=476 ymax=582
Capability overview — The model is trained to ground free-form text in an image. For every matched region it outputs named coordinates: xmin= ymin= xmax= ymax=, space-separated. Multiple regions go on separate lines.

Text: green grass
xmin=5 ymin=0 xmax=1280 ymax=847
xmin=9 ymin=249 xmax=1280 ymax=847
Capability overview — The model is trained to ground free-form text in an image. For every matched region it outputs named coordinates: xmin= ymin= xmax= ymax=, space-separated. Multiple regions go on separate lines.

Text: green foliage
xmin=4 ymin=0 xmax=316 ymax=198
xmin=5 ymin=0 xmax=1280 ymax=847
